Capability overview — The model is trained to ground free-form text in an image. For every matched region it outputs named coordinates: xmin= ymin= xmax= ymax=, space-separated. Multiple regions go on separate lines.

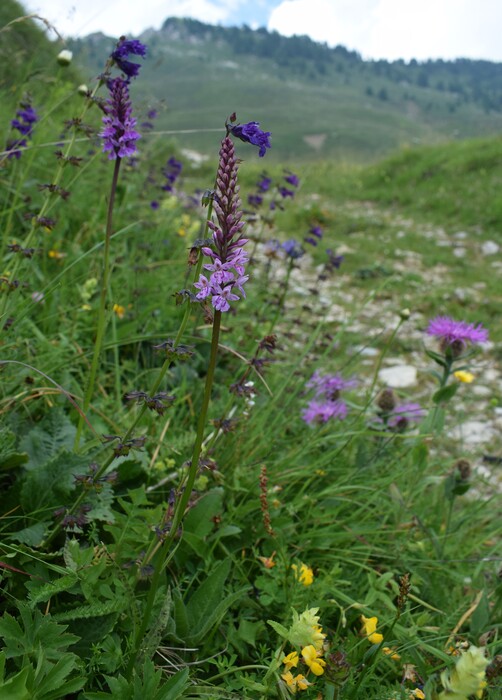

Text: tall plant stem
xmin=74 ymin=157 xmax=121 ymax=449
xmin=126 ymin=310 xmax=223 ymax=678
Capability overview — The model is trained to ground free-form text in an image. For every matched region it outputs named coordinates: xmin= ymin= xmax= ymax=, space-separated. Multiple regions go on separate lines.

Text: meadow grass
xmin=0 ymin=15 xmax=500 ymax=700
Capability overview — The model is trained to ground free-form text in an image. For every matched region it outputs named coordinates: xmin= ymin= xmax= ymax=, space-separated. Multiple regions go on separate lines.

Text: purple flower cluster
xmin=427 ymin=316 xmax=489 ymax=348
xmin=194 ymin=136 xmax=248 ymax=312
xmin=304 ymin=225 xmax=323 ymax=247
xmin=229 ymin=121 xmax=271 ymax=157
xmin=161 ymin=157 xmax=183 ymax=192
xmin=100 ymin=77 xmax=141 ymax=160
xmin=111 ymin=38 xmax=147 ymax=79
xmin=6 ymin=102 xmax=38 ymax=160
xmin=302 ymin=371 xmax=357 ymax=425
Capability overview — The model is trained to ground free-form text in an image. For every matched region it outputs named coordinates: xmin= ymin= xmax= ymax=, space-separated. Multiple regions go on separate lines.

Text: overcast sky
xmin=22 ymin=0 xmax=502 ymax=62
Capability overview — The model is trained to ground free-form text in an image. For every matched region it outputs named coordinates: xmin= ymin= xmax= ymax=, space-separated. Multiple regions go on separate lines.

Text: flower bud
xmin=57 ymin=49 xmax=73 ymax=66
xmin=77 ymin=84 xmax=89 ymax=96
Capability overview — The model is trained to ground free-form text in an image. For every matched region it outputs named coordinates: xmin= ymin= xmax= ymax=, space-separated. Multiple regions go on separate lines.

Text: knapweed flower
xmin=360 ymin=615 xmax=384 ymax=644
xmin=302 ymin=371 xmax=356 ymax=426
xmin=100 ymin=77 xmax=141 ymax=160
xmin=302 ymin=645 xmax=326 ymax=676
xmin=454 ymin=369 xmax=475 ymax=383
xmin=292 ymin=563 xmax=314 ymax=586
xmin=194 ymin=133 xmax=248 ymax=312
xmin=111 ymin=37 xmax=147 ymax=79
xmin=427 ymin=316 xmax=488 ymax=355
xmin=229 ymin=120 xmax=271 ymax=157
xmin=282 ymin=651 xmax=299 ymax=670
xmin=439 ymin=646 xmax=489 ymax=700
xmin=387 ymin=402 xmax=425 ymax=432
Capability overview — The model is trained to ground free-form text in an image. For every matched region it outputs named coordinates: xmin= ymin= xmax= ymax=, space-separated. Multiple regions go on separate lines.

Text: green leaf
xmin=470 ymin=590 xmax=490 ymax=637
xmin=19 ymin=410 xmax=77 ymax=470
xmin=432 ymin=383 xmax=459 ymax=404
xmin=33 ymin=653 xmax=85 ymax=699
xmin=0 ymin=665 xmax=31 ymax=700
xmin=183 ymin=488 xmax=224 ymax=539
xmin=28 ymin=573 xmax=79 ymax=607
xmin=158 ymin=668 xmax=189 ymax=698
xmin=20 ymin=450 xmax=89 ymax=512
xmin=52 ymin=599 xmax=126 ymax=622
xmin=9 ymin=523 xmax=46 ymax=547
xmin=266 ymin=619 xmax=289 ymax=640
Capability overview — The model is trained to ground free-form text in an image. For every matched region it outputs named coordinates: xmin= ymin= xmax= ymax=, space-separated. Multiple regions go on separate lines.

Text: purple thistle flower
xmin=387 ymin=402 xmax=425 ymax=431
xmin=302 ymin=371 xmax=356 ymax=425
xmin=100 ymin=77 xmax=141 ymax=160
xmin=427 ymin=316 xmax=489 ymax=348
xmin=111 ymin=38 xmax=147 ymax=79
xmin=229 ymin=121 xmax=271 ymax=157
xmin=194 ymin=135 xmax=247 ymax=312
xmin=302 ymin=399 xmax=348 ymax=425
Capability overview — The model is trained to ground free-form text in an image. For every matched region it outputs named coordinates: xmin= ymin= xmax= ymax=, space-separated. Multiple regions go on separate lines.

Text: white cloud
xmin=23 ymin=0 xmax=238 ymax=38
xmin=268 ymin=0 xmax=502 ymax=61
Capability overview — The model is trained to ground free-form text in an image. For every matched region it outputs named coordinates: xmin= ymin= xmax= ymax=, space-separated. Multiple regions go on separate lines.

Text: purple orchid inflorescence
xmin=111 ymin=38 xmax=147 ymax=80
xmin=100 ymin=77 xmax=141 ymax=160
xmin=302 ymin=370 xmax=357 ymax=425
xmin=194 ymin=136 xmax=249 ymax=313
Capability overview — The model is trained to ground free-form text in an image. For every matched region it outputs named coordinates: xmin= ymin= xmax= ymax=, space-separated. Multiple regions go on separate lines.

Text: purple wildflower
xmin=248 ymin=194 xmax=263 ymax=208
xmin=278 ymin=186 xmax=295 ymax=199
xmin=229 ymin=121 xmax=271 ymax=157
xmin=282 ymin=239 xmax=304 ymax=259
xmin=111 ymin=38 xmax=147 ymax=79
xmin=302 ymin=370 xmax=356 ymax=425
xmin=194 ymin=135 xmax=247 ymax=312
xmin=387 ymin=403 xmax=425 ymax=431
xmin=100 ymin=77 xmax=141 ymax=160
xmin=161 ymin=157 xmax=183 ymax=192
xmin=257 ymin=175 xmax=272 ymax=191
xmin=302 ymin=399 xmax=348 ymax=425
xmin=326 ymin=248 xmax=344 ymax=270
xmin=284 ymin=171 xmax=300 ymax=187
xmin=5 ymin=102 xmax=39 ymax=160
xmin=427 ymin=316 xmax=489 ymax=348
xmin=150 ymin=200 xmax=159 ymax=209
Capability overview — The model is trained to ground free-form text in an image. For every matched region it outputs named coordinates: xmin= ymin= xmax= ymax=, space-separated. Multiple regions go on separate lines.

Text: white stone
xmin=448 ymin=421 xmax=495 ymax=444
xmin=378 ymin=364 xmax=417 ymax=388
xmin=453 ymin=247 xmax=467 ymax=258
xmin=481 ymin=240 xmax=500 ymax=255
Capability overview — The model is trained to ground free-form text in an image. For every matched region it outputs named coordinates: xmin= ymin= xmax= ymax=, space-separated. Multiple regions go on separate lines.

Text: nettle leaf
xmin=19 ymin=410 xmax=77 ymax=470
xmin=20 ymin=450 xmax=89 ymax=513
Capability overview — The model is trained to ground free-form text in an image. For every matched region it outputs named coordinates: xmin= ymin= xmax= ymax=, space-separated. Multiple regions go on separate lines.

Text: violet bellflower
xmin=100 ymin=77 xmax=141 ymax=160
xmin=229 ymin=121 xmax=271 ymax=157
xmin=111 ymin=38 xmax=147 ymax=79
xmin=194 ymin=136 xmax=248 ymax=312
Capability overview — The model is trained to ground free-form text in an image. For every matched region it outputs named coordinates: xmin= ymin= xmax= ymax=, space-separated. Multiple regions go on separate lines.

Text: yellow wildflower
xmin=282 ymin=650 xmax=299 ymax=670
xmin=48 ymin=249 xmax=66 ymax=260
xmin=292 ymin=563 xmax=314 ymax=586
xmin=454 ymin=370 xmax=475 ymax=383
xmin=301 ymin=645 xmax=326 ymax=676
xmin=410 ymin=690 xmax=425 ymax=699
xmin=383 ymin=646 xmax=401 ymax=660
xmin=258 ymin=551 xmax=276 ymax=569
xmin=439 ymin=645 xmax=489 ymax=700
xmin=360 ymin=615 xmax=384 ymax=644
xmin=281 ymin=671 xmax=311 ymax=693
xmin=112 ymin=303 xmax=125 ymax=319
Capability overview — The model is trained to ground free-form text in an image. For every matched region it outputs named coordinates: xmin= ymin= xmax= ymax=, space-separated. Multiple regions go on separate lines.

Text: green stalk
xmin=268 ymin=257 xmax=294 ymax=334
xmin=126 ymin=310 xmax=223 ymax=678
xmin=74 ymin=157 xmax=122 ymax=449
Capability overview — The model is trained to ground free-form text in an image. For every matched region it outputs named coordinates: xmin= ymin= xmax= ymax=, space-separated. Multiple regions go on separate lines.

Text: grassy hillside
xmin=66 ymin=18 xmax=502 ymax=162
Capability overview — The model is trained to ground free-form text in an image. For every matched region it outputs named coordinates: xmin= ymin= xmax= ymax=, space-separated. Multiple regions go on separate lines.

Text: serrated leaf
xmin=28 ymin=573 xmax=79 ymax=607
xmin=267 ymin=619 xmax=289 ymax=639
xmin=33 ymin=653 xmax=85 ymax=699
xmin=19 ymin=411 xmax=77 ymax=470
xmin=52 ymin=599 xmax=126 ymax=622
xmin=20 ymin=450 xmax=89 ymax=512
